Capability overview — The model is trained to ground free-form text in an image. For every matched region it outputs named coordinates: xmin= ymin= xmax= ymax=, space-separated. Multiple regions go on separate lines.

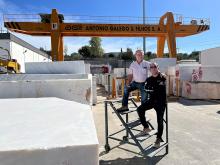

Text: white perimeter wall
xmin=0 ymin=40 xmax=51 ymax=73
xmin=10 ymin=41 xmax=51 ymax=72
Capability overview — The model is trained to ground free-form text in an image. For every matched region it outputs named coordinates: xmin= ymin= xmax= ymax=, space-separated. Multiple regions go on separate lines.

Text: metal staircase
xmin=104 ymin=97 xmax=168 ymax=164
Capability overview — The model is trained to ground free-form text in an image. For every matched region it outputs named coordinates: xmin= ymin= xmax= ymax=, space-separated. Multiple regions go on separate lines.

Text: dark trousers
xmin=137 ymin=100 xmax=165 ymax=140
xmin=122 ymin=81 xmax=147 ymax=106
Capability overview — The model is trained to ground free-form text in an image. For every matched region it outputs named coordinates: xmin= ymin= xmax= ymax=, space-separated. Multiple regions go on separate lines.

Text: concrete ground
xmin=93 ymin=85 xmax=220 ymax=165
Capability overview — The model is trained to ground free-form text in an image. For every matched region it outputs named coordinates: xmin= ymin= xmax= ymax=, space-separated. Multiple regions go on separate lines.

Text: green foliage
xmin=108 ymin=53 xmax=115 ymax=58
xmin=121 ymin=48 xmax=134 ymax=60
xmin=144 ymin=51 xmax=156 ymax=61
xmin=177 ymin=51 xmax=200 ymax=61
xmin=64 ymin=52 xmax=82 ymax=61
xmin=188 ymin=51 xmax=200 ymax=61
xmin=143 ymin=51 xmax=200 ymax=61
xmin=89 ymin=37 xmax=104 ymax=57
xmin=78 ymin=45 xmax=91 ymax=58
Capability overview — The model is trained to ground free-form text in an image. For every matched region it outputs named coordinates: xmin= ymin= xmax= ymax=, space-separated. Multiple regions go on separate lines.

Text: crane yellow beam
xmin=4 ymin=9 xmax=210 ymax=61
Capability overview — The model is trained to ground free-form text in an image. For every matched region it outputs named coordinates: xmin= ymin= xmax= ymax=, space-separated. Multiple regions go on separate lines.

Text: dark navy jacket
xmin=144 ymin=72 xmax=167 ymax=104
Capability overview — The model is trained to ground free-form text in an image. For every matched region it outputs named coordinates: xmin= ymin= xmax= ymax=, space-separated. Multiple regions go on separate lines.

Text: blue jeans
xmin=122 ymin=81 xmax=147 ymax=106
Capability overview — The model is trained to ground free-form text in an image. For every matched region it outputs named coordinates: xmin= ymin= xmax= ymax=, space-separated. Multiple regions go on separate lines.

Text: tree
xmin=71 ymin=52 xmax=82 ymax=60
xmin=89 ymin=37 xmax=104 ymax=57
xmin=64 ymin=52 xmax=82 ymax=61
xmin=146 ymin=51 xmax=152 ymax=57
xmin=144 ymin=51 xmax=156 ymax=60
xmin=108 ymin=53 xmax=115 ymax=58
xmin=189 ymin=51 xmax=200 ymax=61
xmin=121 ymin=48 xmax=134 ymax=60
xmin=78 ymin=45 xmax=91 ymax=58
xmin=39 ymin=47 xmax=51 ymax=56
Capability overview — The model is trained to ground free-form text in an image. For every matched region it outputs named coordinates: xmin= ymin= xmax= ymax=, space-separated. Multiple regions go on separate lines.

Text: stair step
xmin=127 ymin=106 xmax=138 ymax=110
xmin=105 ymin=97 xmax=136 ymax=103
xmin=144 ymin=142 xmax=168 ymax=157
xmin=125 ymin=119 xmax=150 ymax=128
xmin=134 ymin=130 xmax=157 ymax=142
xmin=126 ymin=119 xmax=141 ymax=128
xmin=120 ymin=109 xmax=137 ymax=115
xmin=105 ymin=98 xmax=123 ymax=103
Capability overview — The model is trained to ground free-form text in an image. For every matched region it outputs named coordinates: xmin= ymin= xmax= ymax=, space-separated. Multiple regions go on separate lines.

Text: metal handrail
xmin=3 ymin=13 xmax=210 ymax=25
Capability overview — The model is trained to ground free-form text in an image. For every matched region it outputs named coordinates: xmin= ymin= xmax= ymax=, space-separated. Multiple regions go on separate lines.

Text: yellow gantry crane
xmin=4 ymin=9 xmax=209 ymax=61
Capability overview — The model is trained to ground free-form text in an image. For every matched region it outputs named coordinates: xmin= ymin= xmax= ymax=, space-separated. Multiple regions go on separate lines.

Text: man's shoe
xmin=136 ymin=128 xmax=151 ymax=136
xmin=152 ymin=138 xmax=164 ymax=148
xmin=117 ymin=106 xmax=129 ymax=113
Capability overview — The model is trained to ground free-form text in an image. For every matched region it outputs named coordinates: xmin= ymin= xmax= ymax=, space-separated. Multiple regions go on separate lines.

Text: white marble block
xmin=200 ymin=66 xmax=220 ymax=82
xmin=0 ymin=74 xmax=90 ymax=81
xmin=85 ymin=64 xmax=91 ymax=74
xmin=25 ymin=61 xmax=86 ymax=74
xmin=113 ymin=68 xmax=129 ymax=77
xmin=0 ymin=79 xmax=92 ymax=105
xmin=167 ymin=66 xmax=176 ymax=76
xmin=150 ymin=58 xmax=176 ymax=74
xmin=175 ymin=64 xmax=201 ymax=81
xmin=182 ymin=81 xmax=220 ymax=99
xmin=0 ymin=98 xmax=99 ymax=165
xmin=200 ymin=47 xmax=220 ymax=66
xmin=93 ymin=76 xmax=97 ymax=104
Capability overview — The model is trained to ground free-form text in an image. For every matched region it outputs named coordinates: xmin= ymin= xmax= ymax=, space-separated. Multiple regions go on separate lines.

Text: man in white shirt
xmin=117 ymin=49 xmax=151 ymax=112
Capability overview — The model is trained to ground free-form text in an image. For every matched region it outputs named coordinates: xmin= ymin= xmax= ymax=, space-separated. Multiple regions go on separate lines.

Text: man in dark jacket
xmin=137 ymin=62 xmax=167 ymax=148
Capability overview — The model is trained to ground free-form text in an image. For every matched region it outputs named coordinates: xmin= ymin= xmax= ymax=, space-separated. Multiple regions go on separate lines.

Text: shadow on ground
xmin=178 ymin=98 xmax=220 ymax=106
xmin=99 ymin=143 xmax=167 ymax=165
xmin=97 ymin=85 xmax=108 ymax=97
xmin=100 ymin=155 xmax=166 ymax=165
xmin=217 ymin=111 xmax=220 ymax=114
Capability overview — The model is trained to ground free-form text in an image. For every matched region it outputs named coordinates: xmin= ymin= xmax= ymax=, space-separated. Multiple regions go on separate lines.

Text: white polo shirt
xmin=128 ymin=60 xmax=151 ymax=83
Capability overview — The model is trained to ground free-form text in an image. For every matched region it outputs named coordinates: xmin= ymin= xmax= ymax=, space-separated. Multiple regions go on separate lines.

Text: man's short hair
xmin=135 ymin=49 xmax=144 ymax=56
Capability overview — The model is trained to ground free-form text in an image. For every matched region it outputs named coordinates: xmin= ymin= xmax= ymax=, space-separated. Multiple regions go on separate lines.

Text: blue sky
xmin=0 ymin=0 xmax=219 ymax=54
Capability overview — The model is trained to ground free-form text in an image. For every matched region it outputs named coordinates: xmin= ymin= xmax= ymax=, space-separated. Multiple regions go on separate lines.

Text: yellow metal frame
xmin=4 ymin=9 xmax=210 ymax=61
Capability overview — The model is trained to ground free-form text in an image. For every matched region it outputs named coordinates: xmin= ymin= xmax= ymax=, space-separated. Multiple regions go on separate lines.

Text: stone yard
xmin=93 ymin=85 xmax=220 ymax=165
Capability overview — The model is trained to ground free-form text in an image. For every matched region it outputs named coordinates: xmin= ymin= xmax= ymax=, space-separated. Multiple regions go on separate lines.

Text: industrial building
xmin=0 ymin=32 xmax=51 ymax=73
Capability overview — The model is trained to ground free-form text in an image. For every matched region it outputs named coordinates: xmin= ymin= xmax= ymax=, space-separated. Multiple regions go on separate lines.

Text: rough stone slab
xmin=0 ymin=98 xmax=99 ymax=165
xmin=0 ymin=79 xmax=92 ymax=105
xmin=25 ymin=61 xmax=86 ymax=74
xmin=182 ymin=81 xmax=220 ymax=99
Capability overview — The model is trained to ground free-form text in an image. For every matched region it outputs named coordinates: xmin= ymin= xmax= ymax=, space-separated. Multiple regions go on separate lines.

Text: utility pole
xmin=143 ymin=0 xmax=146 ymax=54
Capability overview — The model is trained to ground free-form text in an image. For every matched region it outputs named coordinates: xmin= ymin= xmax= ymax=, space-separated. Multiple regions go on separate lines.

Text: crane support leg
xmin=157 ymin=36 xmax=166 ymax=58
xmin=51 ymin=33 xmax=62 ymax=61
xmin=167 ymin=33 xmax=177 ymax=58
xmin=51 ymin=9 xmax=63 ymax=61
xmin=166 ymin=12 xmax=177 ymax=58
xmin=58 ymin=36 xmax=64 ymax=61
